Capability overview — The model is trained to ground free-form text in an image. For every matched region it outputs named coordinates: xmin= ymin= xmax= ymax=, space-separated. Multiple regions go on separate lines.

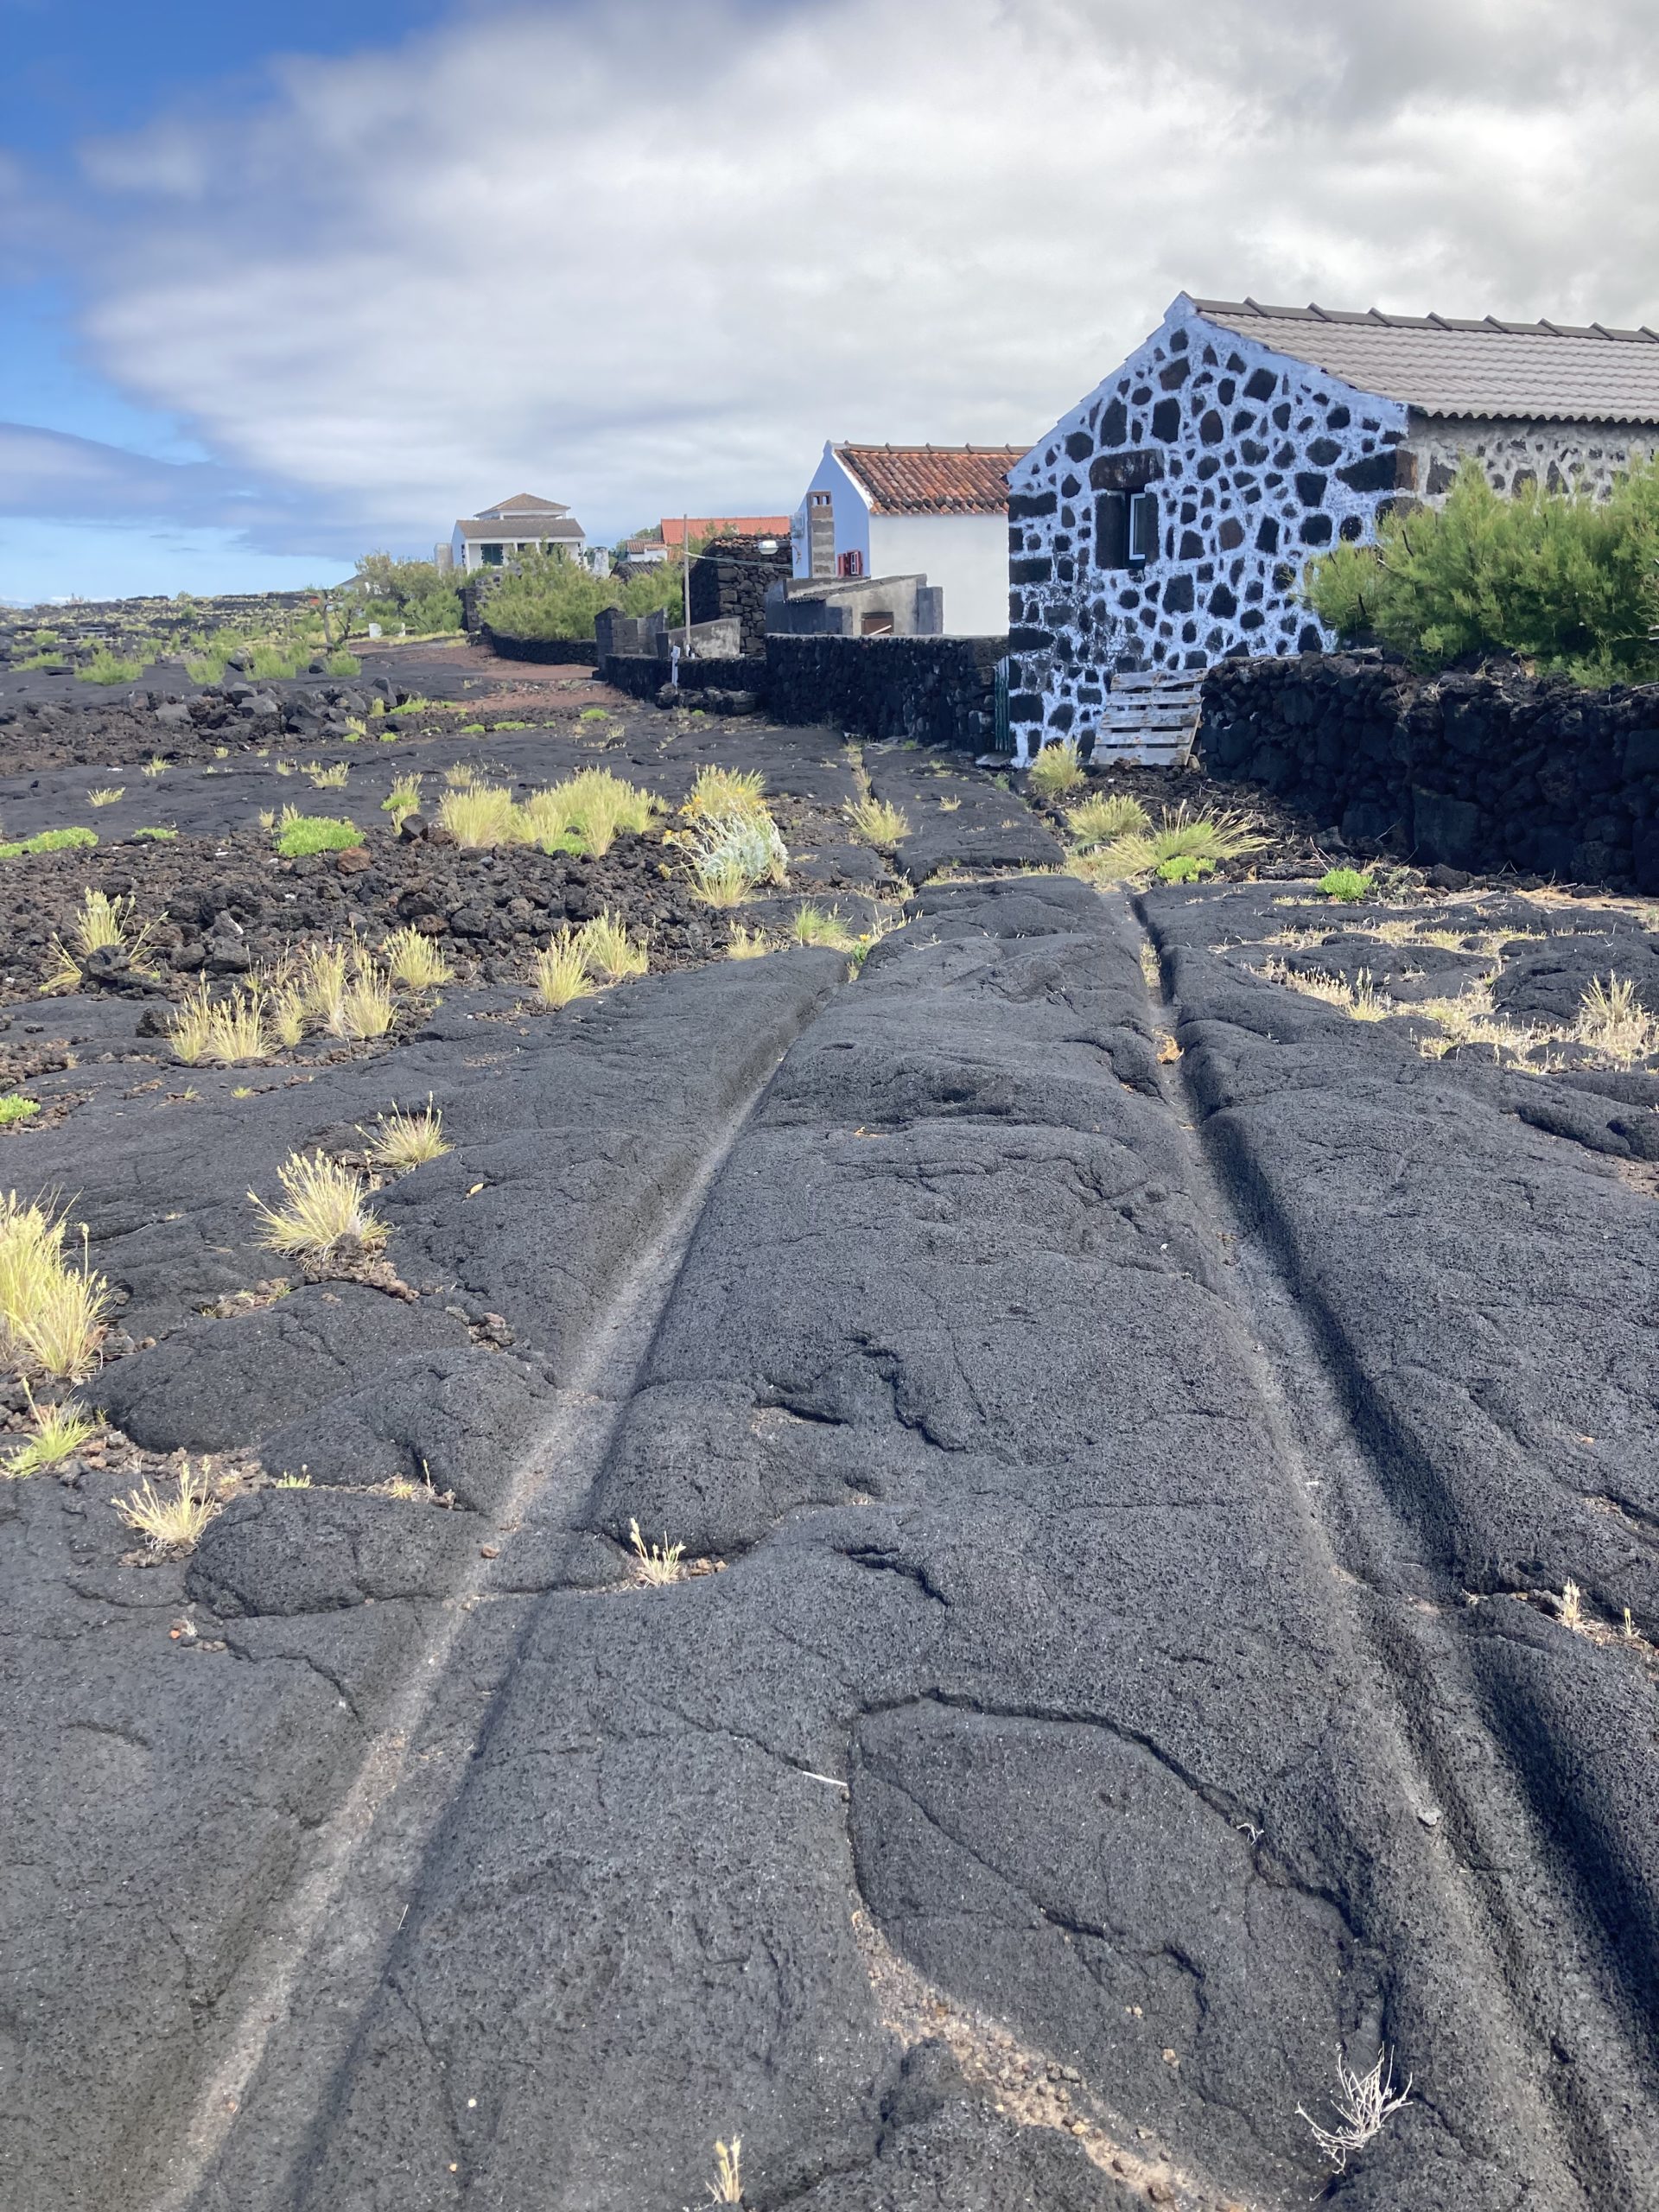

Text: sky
xmin=2 ymin=0 xmax=1657 ymax=605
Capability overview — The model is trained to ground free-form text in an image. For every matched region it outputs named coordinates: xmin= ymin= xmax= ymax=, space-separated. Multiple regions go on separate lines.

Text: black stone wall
xmin=1200 ymin=653 xmax=1659 ymax=891
xmin=765 ymin=635 xmax=1006 ymax=751
xmin=480 ymin=626 xmax=600 ymax=664
xmin=688 ymin=537 xmax=791 ymax=654
xmin=601 ymin=653 xmax=765 ymax=702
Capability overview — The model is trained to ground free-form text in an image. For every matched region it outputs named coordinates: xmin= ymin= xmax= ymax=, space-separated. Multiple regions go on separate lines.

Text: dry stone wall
xmin=1200 ymin=651 xmax=1659 ymax=891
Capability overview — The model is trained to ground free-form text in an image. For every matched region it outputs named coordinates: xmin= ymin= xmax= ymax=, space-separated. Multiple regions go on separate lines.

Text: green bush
xmin=1317 ymin=867 xmax=1374 ymax=902
xmin=0 ymin=827 xmax=98 ymax=858
xmin=352 ymin=553 xmax=463 ymax=635
xmin=482 ymin=547 xmax=620 ymax=642
xmin=132 ymin=826 xmax=178 ymax=842
xmin=274 ymin=814 xmax=360 ymax=857
xmin=616 ymin=558 xmax=684 ymax=626
xmin=79 ymin=648 xmax=149 ymax=685
xmin=1305 ymin=458 xmax=1659 ymax=684
xmin=0 ymin=1095 xmax=40 ymax=1129
xmin=326 ymin=650 xmax=361 ymax=677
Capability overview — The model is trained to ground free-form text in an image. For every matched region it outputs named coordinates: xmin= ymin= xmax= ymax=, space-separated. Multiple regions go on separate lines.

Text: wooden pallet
xmin=1090 ymin=670 xmax=1205 ymax=766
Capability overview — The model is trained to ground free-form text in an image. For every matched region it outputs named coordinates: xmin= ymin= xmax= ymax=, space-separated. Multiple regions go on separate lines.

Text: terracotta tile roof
xmin=660 ymin=515 xmax=791 ymax=546
xmin=1192 ymin=298 xmax=1659 ymax=424
xmin=834 ymin=445 xmax=1026 ymax=515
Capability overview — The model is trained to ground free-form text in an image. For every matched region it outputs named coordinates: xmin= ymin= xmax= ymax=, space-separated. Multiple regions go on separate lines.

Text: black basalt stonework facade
xmin=1007 ymin=300 xmax=1414 ymax=737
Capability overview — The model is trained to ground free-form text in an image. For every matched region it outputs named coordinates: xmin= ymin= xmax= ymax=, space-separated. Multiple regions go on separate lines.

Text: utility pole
xmin=683 ymin=512 xmax=691 ymax=639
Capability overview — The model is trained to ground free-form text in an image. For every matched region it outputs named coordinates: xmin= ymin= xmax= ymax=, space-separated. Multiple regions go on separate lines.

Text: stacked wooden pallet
xmin=1090 ymin=669 xmax=1205 ymax=766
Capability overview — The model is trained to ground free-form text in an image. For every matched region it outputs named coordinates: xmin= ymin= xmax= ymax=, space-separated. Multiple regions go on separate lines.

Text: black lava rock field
xmin=3 ymin=679 xmax=1657 ymax=2212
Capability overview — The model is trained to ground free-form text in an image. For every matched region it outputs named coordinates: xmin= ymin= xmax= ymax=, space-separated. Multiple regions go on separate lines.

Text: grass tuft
xmin=790 ymin=903 xmax=856 ymax=951
xmin=529 ymin=931 xmax=596 ymax=1009
xmin=42 ymin=888 xmax=154 ymax=994
xmin=0 ymin=1096 xmax=41 ymax=1130
xmin=4 ymin=1393 xmax=99 ymax=1478
xmin=1317 ymin=867 xmax=1375 ymax=903
xmin=87 ymin=786 xmax=125 ymax=807
xmin=143 ymin=755 xmax=168 ymax=778
xmin=0 ymin=826 xmax=98 ymax=860
xmin=705 ymin=2137 xmax=744 ymax=2204
xmin=844 ymin=796 xmax=909 ymax=850
xmin=726 ymin=926 xmax=771 ymax=960
xmin=1268 ymin=963 xmax=1394 ymax=1022
xmin=1298 ymin=2047 xmax=1412 ymax=2173
xmin=170 ymin=982 xmax=269 ymax=1065
xmin=628 ymin=1516 xmax=686 ymax=1586
xmin=1067 ymin=791 xmax=1149 ymax=848
xmin=1576 ymin=973 xmax=1659 ymax=1065
xmin=308 ymin=760 xmax=350 ymax=788
xmin=1074 ymin=804 xmax=1265 ymax=883
xmin=1027 ymin=737 xmax=1084 ymax=798
xmin=249 ymin=1151 xmax=386 ymax=1260
xmin=380 ymin=925 xmax=453 ymax=988
xmin=0 ymin=1193 xmax=111 ymax=1382
xmin=366 ymin=1101 xmax=449 ymax=1171
xmin=577 ymin=909 xmax=647 ymax=980
xmin=113 ymin=1460 xmax=221 ymax=1554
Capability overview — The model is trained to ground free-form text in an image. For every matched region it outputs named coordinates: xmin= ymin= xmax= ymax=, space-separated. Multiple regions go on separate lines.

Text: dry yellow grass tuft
xmin=1267 ymin=962 xmax=1394 ymax=1023
xmin=379 ymin=925 xmax=453 ymax=988
xmin=790 ymin=903 xmax=856 ymax=951
xmin=438 ymin=782 xmax=520 ymax=848
xmin=43 ymin=888 xmax=155 ymax=995
xmin=0 ymin=1193 xmax=111 ymax=1382
xmin=114 ymin=1460 xmax=221 ymax=1554
xmin=1027 ymin=737 xmax=1084 ymax=798
xmin=1576 ymin=973 xmax=1659 ymax=1065
xmin=845 ymin=796 xmax=910 ymax=850
xmin=366 ymin=1101 xmax=449 ymax=1172
xmin=628 ymin=1516 xmax=686 ymax=1586
xmin=725 ymin=926 xmax=771 ymax=960
xmin=3 ymin=1392 xmax=99 ymax=1478
xmin=529 ymin=931 xmax=596 ymax=1009
xmin=577 ymin=909 xmax=647 ymax=980
xmin=170 ymin=982 xmax=270 ymax=1065
xmin=249 ymin=1151 xmax=386 ymax=1260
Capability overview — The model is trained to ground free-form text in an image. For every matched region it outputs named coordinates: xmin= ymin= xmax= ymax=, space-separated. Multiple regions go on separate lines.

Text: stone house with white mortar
xmin=1007 ymin=294 xmax=1659 ymax=747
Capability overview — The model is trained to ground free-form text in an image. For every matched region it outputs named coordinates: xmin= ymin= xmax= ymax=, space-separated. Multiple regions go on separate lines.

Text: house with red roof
xmin=792 ymin=442 xmax=1026 ymax=635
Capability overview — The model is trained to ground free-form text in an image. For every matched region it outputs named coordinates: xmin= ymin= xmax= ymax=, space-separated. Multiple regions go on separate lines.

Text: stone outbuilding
xmin=1007 ymin=294 xmax=1659 ymax=747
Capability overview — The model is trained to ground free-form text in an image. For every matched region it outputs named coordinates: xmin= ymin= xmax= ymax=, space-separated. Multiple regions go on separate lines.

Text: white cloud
xmin=57 ymin=0 xmax=1659 ymax=549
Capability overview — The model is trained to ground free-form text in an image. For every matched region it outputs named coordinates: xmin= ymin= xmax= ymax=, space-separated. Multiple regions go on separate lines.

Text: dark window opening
xmin=480 ymin=543 xmax=504 ymax=566
xmin=860 ymin=611 xmax=894 ymax=636
xmin=1095 ymin=489 xmax=1159 ymax=570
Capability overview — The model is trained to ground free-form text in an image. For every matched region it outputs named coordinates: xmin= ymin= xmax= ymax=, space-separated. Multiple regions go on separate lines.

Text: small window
xmin=837 ymin=549 xmax=865 ymax=578
xmin=860 ymin=610 xmax=894 ymax=635
xmin=1128 ymin=490 xmax=1160 ymax=566
xmin=480 ymin=543 xmax=504 ymax=567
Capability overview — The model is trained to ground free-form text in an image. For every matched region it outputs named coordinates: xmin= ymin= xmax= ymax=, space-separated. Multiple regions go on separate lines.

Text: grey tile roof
xmin=1192 ymin=297 xmax=1659 ymax=424
xmin=454 ymin=517 xmax=583 ymax=540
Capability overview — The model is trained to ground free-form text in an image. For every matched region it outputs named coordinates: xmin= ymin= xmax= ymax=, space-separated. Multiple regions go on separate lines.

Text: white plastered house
xmin=441 ymin=493 xmax=588 ymax=574
xmin=791 ymin=443 xmax=1025 ymax=636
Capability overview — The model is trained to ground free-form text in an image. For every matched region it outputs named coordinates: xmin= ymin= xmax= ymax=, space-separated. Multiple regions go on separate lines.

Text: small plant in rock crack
xmin=1027 ymin=736 xmax=1085 ymax=798
xmin=1297 ymin=2046 xmax=1412 ymax=2171
xmin=1575 ymin=972 xmax=1659 ymax=1065
xmin=86 ymin=786 xmax=125 ymax=808
xmin=529 ymin=931 xmax=597 ymax=1010
xmin=332 ymin=970 xmax=396 ymax=1040
xmin=365 ymin=1101 xmax=449 ymax=1172
xmin=1317 ymin=867 xmax=1376 ymax=903
xmin=1267 ymin=962 xmax=1393 ymax=1024
xmin=114 ymin=1459 xmax=222 ymax=1554
xmin=1155 ymin=853 xmax=1211 ymax=884
xmin=307 ymin=760 xmax=350 ymax=788
xmin=249 ymin=1151 xmax=387 ymax=1261
xmin=42 ymin=888 xmax=156 ymax=995
xmin=700 ymin=2135 xmax=743 ymax=2205
xmin=4 ymin=1390 xmax=99 ymax=1478
xmin=1076 ymin=804 xmax=1265 ymax=885
xmin=789 ymin=903 xmax=856 ymax=952
xmin=628 ymin=1516 xmax=686 ymax=1586
xmin=379 ymin=925 xmax=453 ymax=989
xmin=142 ymin=755 xmax=168 ymax=778
xmin=1067 ymin=791 xmax=1150 ymax=848
xmin=382 ymin=773 xmax=424 ymax=823
xmin=725 ymin=925 xmax=770 ymax=960
xmin=844 ymin=796 xmax=910 ymax=851
xmin=0 ymin=1095 xmax=41 ymax=1130
xmin=0 ymin=1192 xmax=111 ymax=1382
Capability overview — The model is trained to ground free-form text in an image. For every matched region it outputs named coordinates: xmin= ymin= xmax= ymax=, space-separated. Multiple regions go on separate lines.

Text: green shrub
xmin=0 ymin=1096 xmax=40 ymax=1130
xmin=1305 ymin=457 xmax=1659 ymax=683
xmin=79 ymin=648 xmax=149 ymax=685
xmin=1156 ymin=853 xmax=1211 ymax=882
xmin=132 ymin=826 xmax=178 ymax=842
xmin=0 ymin=827 xmax=98 ymax=859
xmin=483 ymin=547 xmax=620 ymax=642
xmin=1317 ymin=867 xmax=1374 ymax=903
xmin=326 ymin=650 xmax=362 ymax=677
xmin=274 ymin=814 xmax=361 ymax=857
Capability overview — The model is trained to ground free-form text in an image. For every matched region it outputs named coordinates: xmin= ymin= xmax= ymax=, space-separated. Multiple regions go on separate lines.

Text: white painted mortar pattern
xmin=1008 ymin=304 xmax=1659 ymax=746
xmin=1006 ymin=307 xmax=1409 ymax=740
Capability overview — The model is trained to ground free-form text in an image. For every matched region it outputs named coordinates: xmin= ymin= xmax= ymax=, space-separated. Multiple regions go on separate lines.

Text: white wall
xmin=792 ymin=445 xmax=872 ymax=579
xmin=868 ymin=512 xmax=1007 ymax=635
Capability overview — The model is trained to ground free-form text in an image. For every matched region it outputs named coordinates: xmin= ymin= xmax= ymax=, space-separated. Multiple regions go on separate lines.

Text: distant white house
xmin=439 ymin=493 xmax=589 ymax=574
xmin=791 ymin=443 xmax=1027 ymax=636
